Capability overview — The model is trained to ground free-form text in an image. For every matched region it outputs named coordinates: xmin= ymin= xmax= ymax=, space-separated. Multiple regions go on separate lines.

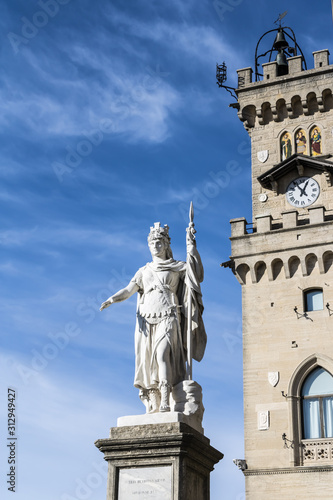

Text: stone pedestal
xmin=95 ymin=422 xmax=223 ymax=500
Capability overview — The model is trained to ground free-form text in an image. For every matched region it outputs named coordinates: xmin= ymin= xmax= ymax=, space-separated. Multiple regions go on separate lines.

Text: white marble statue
xmin=100 ymin=212 xmax=206 ymax=414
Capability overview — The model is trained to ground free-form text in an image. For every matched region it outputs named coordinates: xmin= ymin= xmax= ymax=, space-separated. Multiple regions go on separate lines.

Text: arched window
xmin=302 ymin=367 xmax=333 ymax=439
xmin=304 ymin=288 xmax=323 ymax=312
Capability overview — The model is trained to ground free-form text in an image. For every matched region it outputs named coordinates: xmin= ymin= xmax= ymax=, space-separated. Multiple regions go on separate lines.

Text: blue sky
xmin=0 ymin=1 xmax=332 ymax=499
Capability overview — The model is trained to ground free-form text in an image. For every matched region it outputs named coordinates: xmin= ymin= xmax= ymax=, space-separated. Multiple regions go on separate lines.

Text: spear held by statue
xmin=185 ymin=201 xmax=206 ymax=380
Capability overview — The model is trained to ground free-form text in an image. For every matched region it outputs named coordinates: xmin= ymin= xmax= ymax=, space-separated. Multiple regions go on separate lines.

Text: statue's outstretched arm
xmin=100 ymin=281 xmax=139 ymax=311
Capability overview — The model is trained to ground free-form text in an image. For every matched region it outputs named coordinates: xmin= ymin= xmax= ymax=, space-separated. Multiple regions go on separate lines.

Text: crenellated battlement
xmin=229 ymin=214 xmax=333 ymax=285
xmin=231 ymin=204 xmax=333 ymax=238
xmin=235 ymin=50 xmax=333 ymax=131
xmin=237 ymin=50 xmax=330 ymax=89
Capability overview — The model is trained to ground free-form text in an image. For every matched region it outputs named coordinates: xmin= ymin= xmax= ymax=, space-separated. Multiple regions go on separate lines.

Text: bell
xmin=274 ymin=29 xmax=289 ymax=50
xmin=276 ymin=50 xmax=288 ymax=76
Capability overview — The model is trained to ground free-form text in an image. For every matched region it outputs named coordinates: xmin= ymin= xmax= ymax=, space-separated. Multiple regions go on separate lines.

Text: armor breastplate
xmin=139 ymin=288 xmax=178 ymax=324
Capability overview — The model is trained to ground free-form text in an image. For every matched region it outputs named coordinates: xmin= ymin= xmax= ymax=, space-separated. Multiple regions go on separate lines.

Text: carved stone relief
xmin=268 ymin=371 xmax=280 ymax=387
xmin=258 ymin=410 xmax=270 ymax=430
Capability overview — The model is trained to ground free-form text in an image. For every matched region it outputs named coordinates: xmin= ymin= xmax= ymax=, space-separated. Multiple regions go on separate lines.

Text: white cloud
xmin=0 ymin=38 xmax=181 ymax=144
xmin=104 ymin=5 xmax=236 ymax=65
xmin=0 ymin=226 xmax=39 ymax=246
xmin=0 ymin=224 xmax=145 ymax=251
xmin=0 ymin=7 xmax=243 ymax=145
xmin=0 ymin=261 xmax=20 ymax=275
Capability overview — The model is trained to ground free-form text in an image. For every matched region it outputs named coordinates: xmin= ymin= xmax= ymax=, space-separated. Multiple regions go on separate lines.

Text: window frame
xmin=302 ymin=391 xmax=333 ymax=439
xmin=288 ymin=355 xmax=333 ymax=466
xmin=303 ymin=287 xmax=324 ymax=312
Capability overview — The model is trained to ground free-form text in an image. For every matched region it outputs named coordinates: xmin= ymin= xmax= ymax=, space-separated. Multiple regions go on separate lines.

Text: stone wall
xmin=234 ymin=50 xmax=333 ymax=221
xmin=229 ymin=48 xmax=333 ymax=496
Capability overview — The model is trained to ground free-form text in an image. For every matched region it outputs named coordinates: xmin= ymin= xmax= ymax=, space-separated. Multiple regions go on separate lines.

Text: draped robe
xmin=131 ymin=248 xmax=206 ymax=390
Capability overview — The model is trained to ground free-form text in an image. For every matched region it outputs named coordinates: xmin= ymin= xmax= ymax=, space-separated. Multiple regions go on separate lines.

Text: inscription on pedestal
xmin=118 ymin=466 xmax=172 ymax=499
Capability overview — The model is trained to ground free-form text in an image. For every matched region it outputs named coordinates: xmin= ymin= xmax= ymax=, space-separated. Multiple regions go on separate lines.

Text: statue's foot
xmin=148 ymin=406 xmax=159 ymax=414
xmin=139 ymin=389 xmax=150 ymax=412
xmin=147 ymin=388 xmax=160 ymax=413
xmin=159 ymin=403 xmax=171 ymax=412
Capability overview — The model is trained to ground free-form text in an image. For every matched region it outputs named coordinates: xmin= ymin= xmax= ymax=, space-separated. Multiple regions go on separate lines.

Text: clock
xmin=286 ymin=176 xmax=320 ymax=207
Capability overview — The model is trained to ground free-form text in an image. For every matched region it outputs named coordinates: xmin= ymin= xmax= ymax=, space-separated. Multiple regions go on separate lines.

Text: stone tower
xmin=224 ymin=27 xmax=333 ymax=498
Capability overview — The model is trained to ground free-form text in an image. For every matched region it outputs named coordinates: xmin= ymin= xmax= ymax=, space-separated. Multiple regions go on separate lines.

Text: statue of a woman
xmin=100 ymin=222 xmax=206 ymax=414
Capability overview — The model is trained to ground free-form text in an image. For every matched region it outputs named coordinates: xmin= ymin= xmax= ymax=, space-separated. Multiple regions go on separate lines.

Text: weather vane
xmin=274 ymin=11 xmax=288 ymax=28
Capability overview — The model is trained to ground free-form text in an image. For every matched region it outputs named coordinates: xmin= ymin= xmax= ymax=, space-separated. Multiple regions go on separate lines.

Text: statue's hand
xmin=186 ymin=224 xmax=196 ymax=251
xmin=100 ymin=298 xmax=113 ymax=311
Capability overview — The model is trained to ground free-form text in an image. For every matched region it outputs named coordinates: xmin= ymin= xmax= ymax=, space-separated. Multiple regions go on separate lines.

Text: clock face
xmin=286 ymin=177 xmax=320 ymax=207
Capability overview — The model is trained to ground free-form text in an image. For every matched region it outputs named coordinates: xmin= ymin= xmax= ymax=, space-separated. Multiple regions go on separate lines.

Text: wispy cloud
xmin=103 ymin=5 xmax=236 ymax=64
xmin=0 ymin=33 xmax=181 ymax=144
xmin=0 ymin=4 xmax=242 ymax=148
xmin=0 ymin=224 xmax=146 ymax=251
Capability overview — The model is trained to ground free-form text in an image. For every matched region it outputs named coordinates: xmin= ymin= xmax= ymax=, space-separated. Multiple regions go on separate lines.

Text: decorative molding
xmin=268 ymin=174 xmax=278 ymax=194
xmin=324 ymin=169 xmax=332 ymax=187
xmin=256 ymin=107 xmax=264 ymax=125
xmin=286 ymin=102 xmax=294 ymax=118
xmin=232 ymin=247 xmax=333 ymax=286
xmin=258 ymin=410 xmax=270 ymax=430
xmin=257 ymin=154 xmax=333 ymax=190
xmin=267 ymin=265 xmax=274 ymax=282
xmin=237 ymin=89 xmax=332 ymax=129
xmin=250 ymin=266 xmax=257 ymax=284
xmin=296 ymin=162 xmax=304 ymax=176
xmin=283 ymin=261 xmax=291 ymax=280
xmin=244 ymin=466 xmax=333 ymax=476
xmin=318 ymin=255 xmax=325 ymax=274
xmin=302 ymin=439 xmax=333 ymax=464
xmin=302 ymin=99 xmax=309 ymax=116
xmin=271 ymin=105 xmax=278 ymax=122
xmin=318 ymin=96 xmax=325 ymax=112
